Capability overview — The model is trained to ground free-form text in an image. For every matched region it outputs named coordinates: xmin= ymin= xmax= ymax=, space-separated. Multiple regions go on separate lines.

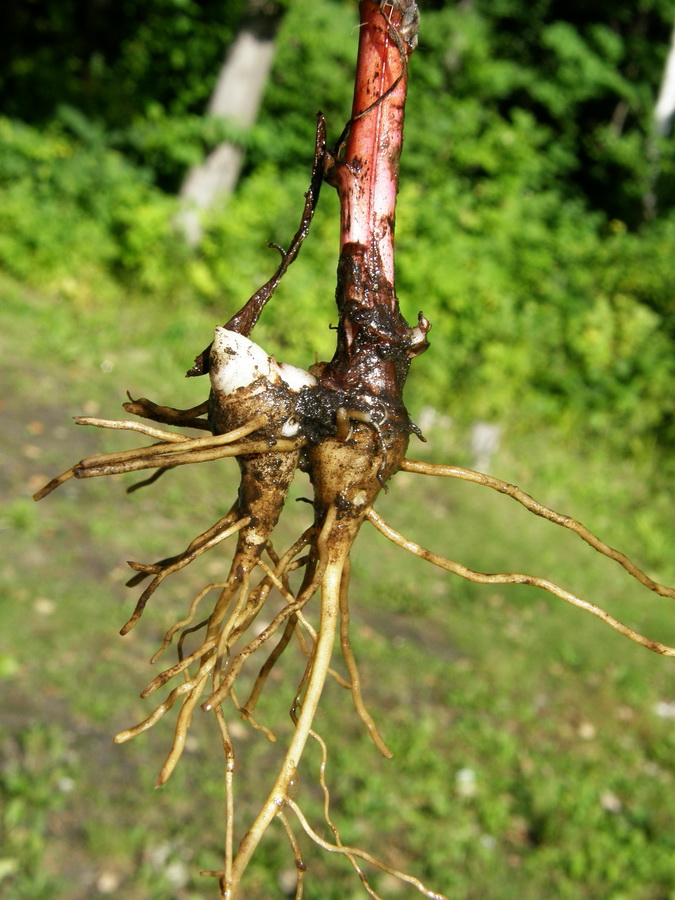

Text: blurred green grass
xmin=1 ymin=275 xmax=674 ymax=900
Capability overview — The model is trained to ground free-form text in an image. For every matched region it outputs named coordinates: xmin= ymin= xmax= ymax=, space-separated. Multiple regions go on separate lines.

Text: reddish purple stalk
xmin=338 ymin=1 xmax=410 ymax=281
xmin=321 ymin=0 xmax=426 ymax=431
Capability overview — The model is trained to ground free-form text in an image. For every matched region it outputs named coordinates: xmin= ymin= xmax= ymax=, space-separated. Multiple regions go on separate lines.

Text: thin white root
xmin=338 ymin=557 xmax=392 ymax=758
xmin=114 ymin=655 xmax=217 ymax=744
xmin=150 ymin=581 xmax=228 ymax=664
xmin=213 ymin=707 xmax=235 ymax=887
xmin=73 ymin=438 xmax=304 ymax=479
xmin=401 ymin=458 xmax=675 ymax=599
xmin=310 ymin=729 xmax=384 ymax=900
xmin=285 ymin=797 xmax=449 ymax=900
xmin=367 ymin=508 xmax=675 ymax=658
xmin=142 ymin=638 xmax=218 ymax=698
xmin=123 ymin=517 xmax=249 ymax=637
xmin=73 ymin=416 xmax=193 ymax=443
xmin=277 ymin=811 xmax=307 ymax=900
xmin=74 ymin=412 xmax=268 ymax=444
xmin=202 ymin=572 xmax=319 ymax=713
xmin=32 ymin=416 xmax=272 ymax=500
xmin=155 ymin=667 xmax=211 ymax=787
xmin=295 ymin=609 xmax=351 ymax=689
xmin=75 ymin=414 xmax=272 ymax=470
xmin=224 ymin=508 xmax=340 ymax=895
xmin=128 ymin=507 xmax=238 ymax=587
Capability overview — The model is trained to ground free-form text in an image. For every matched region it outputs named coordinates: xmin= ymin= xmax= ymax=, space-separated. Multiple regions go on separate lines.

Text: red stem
xmin=340 ymin=1 xmax=410 ymax=283
xmin=321 ymin=1 xmax=423 ymax=411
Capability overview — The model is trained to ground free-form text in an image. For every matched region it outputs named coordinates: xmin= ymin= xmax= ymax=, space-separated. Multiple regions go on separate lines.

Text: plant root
xmin=310 ymin=728 xmax=390 ymax=899
xmin=123 ymin=395 xmax=211 ymax=429
xmin=285 ymin=797 xmax=448 ymax=900
xmin=339 ymin=556 xmax=392 ymax=757
xmin=401 ymin=458 xmax=675 ymax=599
xmin=121 ymin=514 xmax=248 ymax=634
xmin=366 ymin=508 xmax=675 ymax=657
xmin=278 ymin=811 xmax=307 ymax=900
xmin=31 ymin=414 xmax=279 ymax=500
xmin=150 ymin=581 xmax=228 ymax=664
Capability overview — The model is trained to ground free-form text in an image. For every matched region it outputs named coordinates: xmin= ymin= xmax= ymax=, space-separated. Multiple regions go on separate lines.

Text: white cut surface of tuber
xmin=209 ymin=327 xmax=316 ymax=395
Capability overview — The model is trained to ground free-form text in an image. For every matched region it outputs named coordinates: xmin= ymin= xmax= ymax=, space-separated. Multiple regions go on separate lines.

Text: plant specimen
xmin=34 ymin=2 xmax=675 ymax=898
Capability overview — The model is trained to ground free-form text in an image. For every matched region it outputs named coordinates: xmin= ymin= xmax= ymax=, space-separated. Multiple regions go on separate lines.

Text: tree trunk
xmin=176 ymin=0 xmax=283 ymax=246
xmin=655 ymin=21 xmax=675 ymax=136
xmin=645 ymin=17 xmax=675 ymax=219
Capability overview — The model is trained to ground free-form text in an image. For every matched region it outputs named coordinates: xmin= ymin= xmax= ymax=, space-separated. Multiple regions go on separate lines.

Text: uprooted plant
xmin=34 ymin=2 xmax=675 ymax=898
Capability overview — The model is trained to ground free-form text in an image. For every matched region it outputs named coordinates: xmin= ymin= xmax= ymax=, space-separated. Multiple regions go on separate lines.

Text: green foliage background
xmin=1 ymin=0 xmax=674 ymax=455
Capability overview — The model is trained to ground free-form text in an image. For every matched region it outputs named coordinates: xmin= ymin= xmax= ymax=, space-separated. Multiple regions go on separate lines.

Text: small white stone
xmin=96 ymin=870 xmax=121 ymax=893
xmin=165 ymin=860 xmax=189 ymax=888
xmin=653 ymin=700 xmax=675 ymax=719
xmin=600 ymin=791 xmax=622 ymax=814
xmin=34 ymin=597 xmax=55 ymax=616
xmin=577 ymin=721 xmax=596 ymax=740
xmin=455 ymin=767 xmax=477 ymax=797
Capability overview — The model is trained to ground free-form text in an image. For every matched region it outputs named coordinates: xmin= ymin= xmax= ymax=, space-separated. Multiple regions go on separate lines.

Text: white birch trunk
xmin=176 ymin=4 xmax=282 ymax=246
xmin=644 ymin=20 xmax=675 ymax=219
xmin=655 ymin=23 xmax=675 ymax=136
